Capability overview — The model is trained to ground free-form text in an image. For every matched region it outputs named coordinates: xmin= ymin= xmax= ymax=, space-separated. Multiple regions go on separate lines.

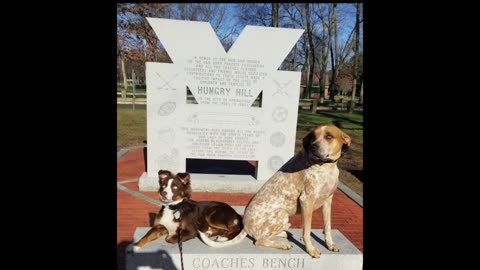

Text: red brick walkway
xmin=117 ymin=148 xmax=363 ymax=269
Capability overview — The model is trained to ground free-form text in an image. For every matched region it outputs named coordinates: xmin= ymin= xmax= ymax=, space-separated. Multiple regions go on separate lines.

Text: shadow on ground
xmin=118 ymin=240 xmax=178 ymax=270
xmin=349 ymin=170 xmax=364 ymax=183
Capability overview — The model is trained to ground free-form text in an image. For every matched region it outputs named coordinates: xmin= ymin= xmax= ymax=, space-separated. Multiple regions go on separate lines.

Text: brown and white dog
xmin=133 ymin=170 xmax=243 ymax=250
xmin=199 ymin=125 xmax=351 ymax=258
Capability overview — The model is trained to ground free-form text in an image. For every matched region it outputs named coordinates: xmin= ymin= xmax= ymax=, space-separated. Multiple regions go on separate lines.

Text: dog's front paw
xmin=272 ymin=242 xmax=293 ymax=250
xmin=307 ymin=246 xmax=321 ymax=258
xmin=165 ymin=235 xmax=178 ymax=243
xmin=276 ymin=231 xmax=288 ymax=238
xmin=327 ymin=243 xmax=340 ymax=252
xmin=127 ymin=244 xmax=140 ymax=253
xmin=279 ymin=242 xmax=293 ymax=250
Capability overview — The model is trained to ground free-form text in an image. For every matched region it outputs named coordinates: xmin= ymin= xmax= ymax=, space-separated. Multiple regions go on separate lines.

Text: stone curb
xmin=117 ymin=145 xmax=146 ymax=160
xmin=337 ymin=182 xmax=363 ymax=207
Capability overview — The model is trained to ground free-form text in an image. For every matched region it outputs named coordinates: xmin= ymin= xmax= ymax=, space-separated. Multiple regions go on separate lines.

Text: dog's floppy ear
xmin=158 ymin=170 xmax=172 ymax=185
xmin=341 ymin=132 xmax=351 ymax=147
xmin=302 ymin=131 xmax=316 ymax=151
xmin=176 ymin=173 xmax=191 ymax=186
xmin=340 ymin=132 xmax=351 ymax=156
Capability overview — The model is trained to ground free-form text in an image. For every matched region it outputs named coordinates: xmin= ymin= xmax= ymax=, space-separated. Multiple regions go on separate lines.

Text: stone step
xmin=126 ymin=227 xmax=362 ymax=270
xmin=139 ymin=172 xmax=264 ymax=193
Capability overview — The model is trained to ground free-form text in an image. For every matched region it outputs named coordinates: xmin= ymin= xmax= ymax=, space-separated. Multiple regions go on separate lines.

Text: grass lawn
xmin=117 ymin=109 xmax=146 ymax=151
xmin=117 ymin=108 xmax=363 ymax=196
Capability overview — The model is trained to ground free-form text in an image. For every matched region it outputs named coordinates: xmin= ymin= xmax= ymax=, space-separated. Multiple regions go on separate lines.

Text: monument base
xmin=138 ymin=172 xmax=264 ymax=193
xmin=126 ymin=227 xmax=362 ymax=270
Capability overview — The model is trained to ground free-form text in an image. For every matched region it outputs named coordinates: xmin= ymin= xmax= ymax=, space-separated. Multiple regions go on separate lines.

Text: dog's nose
xmin=161 ymin=191 xmax=167 ymax=197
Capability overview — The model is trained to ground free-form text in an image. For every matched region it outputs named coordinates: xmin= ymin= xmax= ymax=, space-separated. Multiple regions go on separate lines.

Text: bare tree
xmin=117 ymin=3 xmax=169 ymax=62
xmin=278 ymin=4 xmax=353 ymax=84
xmin=118 ymin=3 xmax=237 ymax=87
xmin=236 ymin=4 xmax=271 ymax=27
xmin=313 ymin=4 xmax=332 ymax=99
xmin=288 ymin=7 xmax=298 ymax=71
xmin=117 ymin=4 xmax=169 ymax=96
xmin=285 ymin=4 xmax=325 ymax=99
xmin=305 ymin=3 xmax=315 ymax=100
xmin=333 ymin=5 xmax=358 ymax=90
xmin=334 ymin=4 xmax=340 ymax=88
xmin=120 ymin=57 xmax=128 ymax=97
xmin=283 ymin=4 xmax=303 ymax=72
xmin=272 ymin=3 xmax=279 ymax=27
xmin=328 ymin=3 xmax=337 ymax=102
xmin=168 ymin=4 xmax=237 ymax=49
xmin=238 ymin=3 xmax=297 ymax=71
xmin=117 ymin=3 xmax=359 ymax=104
xmin=349 ymin=3 xmax=361 ymax=113
xmin=360 ymin=78 xmax=363 ymax=105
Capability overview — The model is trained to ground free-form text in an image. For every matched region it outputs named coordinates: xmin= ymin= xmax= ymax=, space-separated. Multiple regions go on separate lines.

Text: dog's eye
xmin=162 ymin=185 xmax=166 ymax=189
xmin=325 ymin=135 xmax=333 ymax=140
xmin=172 ymin=186 xmax=178 ymax=190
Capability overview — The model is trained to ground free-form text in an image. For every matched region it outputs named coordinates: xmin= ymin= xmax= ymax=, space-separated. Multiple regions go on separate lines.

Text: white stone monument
xmin=139 ymin=18 xmax=304 ymax=192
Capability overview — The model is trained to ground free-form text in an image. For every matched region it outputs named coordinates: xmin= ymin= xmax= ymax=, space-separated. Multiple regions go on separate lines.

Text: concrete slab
xmin=126 ymin=227 xmax=362 ymax=270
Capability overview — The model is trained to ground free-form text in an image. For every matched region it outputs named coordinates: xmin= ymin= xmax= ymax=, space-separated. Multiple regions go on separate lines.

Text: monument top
xmin=146 ymin=18 xmax=303 ymax=70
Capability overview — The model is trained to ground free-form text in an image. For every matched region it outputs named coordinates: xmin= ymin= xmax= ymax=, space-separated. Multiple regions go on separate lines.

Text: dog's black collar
xmin=318 ymin=157 xmax=340 ymax=163
xmin=312 ymin=148 xmax=347 ymax=164
xmin=311 ymin=155 xmax=341 ymax=164
xmin=167 ymin=199 xmax=186 ymax=212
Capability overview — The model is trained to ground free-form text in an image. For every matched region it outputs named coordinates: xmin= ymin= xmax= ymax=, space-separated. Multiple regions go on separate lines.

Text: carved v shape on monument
xmin=141 ymin=18 xmax=304 ymax=188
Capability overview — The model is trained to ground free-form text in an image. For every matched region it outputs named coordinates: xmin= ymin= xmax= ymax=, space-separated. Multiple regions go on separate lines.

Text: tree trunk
xmin=349 ymin=3 xmax=361 ymax=113
xmin=318 ymin=4 xmax=331 ymax=100
xmin=333 ymin=4 xmax=339 ymax=90
xmin=306 ymin=3 xmax=315 ymax=101
xmin=322 ymin=30 xmax=331 ymax=99
xmin=272 ymin=3 xmax=279 ymax=27
xmin=304 ymin=48 xmax=310 ymax=98
xmin=311 ymin=99 xmax=318 ymax=113
xmin=328 ymin=4 xmax=336 ymax=103
xmin=132 ymin=69 xmax=136 ymax=110
xmin=329 ymin=43 xmax=336 ymax=102
xmin=121 ymin=57 xmax=127 ymax=99
xmin=360 ymin=80 xmax=363 ymax=105
xmin=292 ymin=43 xmax=297 ymax=71
xmin=290 ymin=6 xmax=297 ymax=71
xmin=320 ymin=10 xmax=327 ymax=99
xmin=350 ymin=77 xmax=356 ymax=113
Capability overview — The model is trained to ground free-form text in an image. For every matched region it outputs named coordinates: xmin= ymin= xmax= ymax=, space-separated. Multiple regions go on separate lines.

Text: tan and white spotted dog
xmin=199 ymin=125 xmax=351 ymax=258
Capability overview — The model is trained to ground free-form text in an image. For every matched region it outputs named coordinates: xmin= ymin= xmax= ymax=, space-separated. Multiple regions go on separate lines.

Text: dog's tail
xmin=199 ymin=229 xmax=248 ymax=248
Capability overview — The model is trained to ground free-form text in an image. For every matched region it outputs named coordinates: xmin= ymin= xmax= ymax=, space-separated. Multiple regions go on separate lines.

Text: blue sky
xmin=219 ymin=4 xmax=358 ymax=46
xmin=119 ymin=3 xmax=360 ymax=49
xmin=119 ymin=3 xmax=362 ymax=70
